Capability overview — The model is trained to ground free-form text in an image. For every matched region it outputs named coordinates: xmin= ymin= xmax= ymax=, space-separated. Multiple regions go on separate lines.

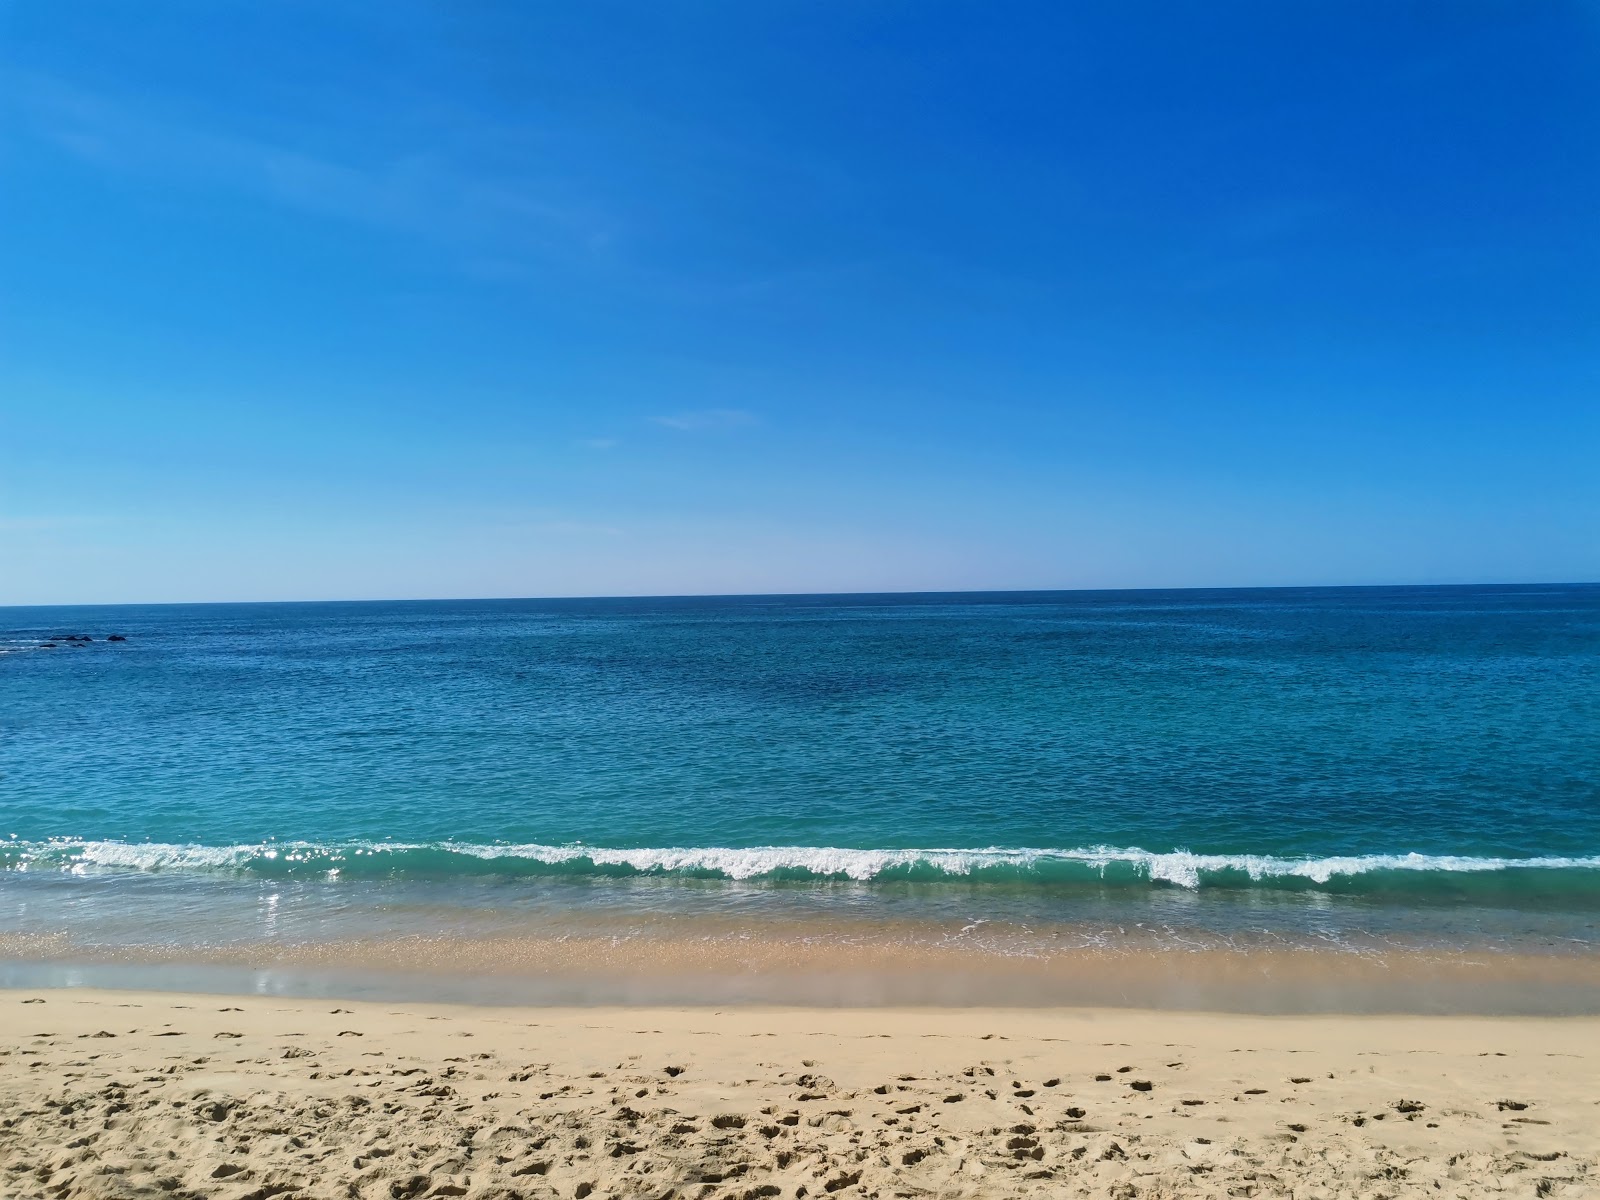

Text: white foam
xmin=466 ymin=843 xmax=1054 ymax=880
xmin=7 ymin=839 xmax=1600 ymax=888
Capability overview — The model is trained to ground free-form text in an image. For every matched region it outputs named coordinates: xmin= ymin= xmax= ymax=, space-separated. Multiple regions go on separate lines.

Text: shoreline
xmin=5 ymin=937 xmax=1600 ymax=1015
xmin=5 ymin=987 xmax=1596 ymax=1199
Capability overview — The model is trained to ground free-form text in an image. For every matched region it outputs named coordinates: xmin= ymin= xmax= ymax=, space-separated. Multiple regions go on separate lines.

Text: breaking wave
xmin=4 ymin=839 xmax=1599 ymax=894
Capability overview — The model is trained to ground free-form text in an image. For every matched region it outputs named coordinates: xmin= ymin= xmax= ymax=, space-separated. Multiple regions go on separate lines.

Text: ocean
xmin=3 ymin=585 xmax=1598 ymax=1010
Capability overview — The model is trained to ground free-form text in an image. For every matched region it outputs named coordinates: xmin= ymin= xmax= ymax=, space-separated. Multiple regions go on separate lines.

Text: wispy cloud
xmin=577 ymin=437 xmax=618 ymax=450
xmin=528 ymin=519 xmax=624 ymax=537
xmin=8 ymin=74 xmax=616 ymax=269
xmin=6 ymin=70 xmax=872 ymax=301
xmin=0 ymin=514 xmax=120 ymax=532
xmin=650 ymin=409 xmax=757 ymax=432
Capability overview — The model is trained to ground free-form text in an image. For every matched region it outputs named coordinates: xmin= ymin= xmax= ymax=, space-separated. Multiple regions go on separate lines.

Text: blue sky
xmin=2 ymin=1 xmax=1596 ymax=603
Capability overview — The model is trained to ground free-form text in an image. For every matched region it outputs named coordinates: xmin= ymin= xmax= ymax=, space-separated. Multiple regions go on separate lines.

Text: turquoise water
xmin=3 ymin=585 xmax=1599 ymax=973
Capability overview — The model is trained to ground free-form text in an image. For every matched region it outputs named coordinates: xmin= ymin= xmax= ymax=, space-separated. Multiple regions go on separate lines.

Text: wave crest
xmin=4 ymin=839 xmax=1599 ymax=891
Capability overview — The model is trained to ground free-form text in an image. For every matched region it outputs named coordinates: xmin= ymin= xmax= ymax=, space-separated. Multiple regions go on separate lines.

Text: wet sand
xmin=6 ymin=929 xmax=1600 ymax=1014
xmin=3 ymin=988 xmax=1597 ymax=1199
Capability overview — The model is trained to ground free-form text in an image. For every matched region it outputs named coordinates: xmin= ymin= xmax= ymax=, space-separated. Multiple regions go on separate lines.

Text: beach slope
xmin=2 ymin=990 xmax=1595 ymax=1199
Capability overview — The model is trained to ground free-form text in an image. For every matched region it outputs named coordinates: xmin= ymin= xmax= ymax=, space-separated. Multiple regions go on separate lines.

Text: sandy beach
xmin=3 ymin=989 xmax=1596 ymax=1199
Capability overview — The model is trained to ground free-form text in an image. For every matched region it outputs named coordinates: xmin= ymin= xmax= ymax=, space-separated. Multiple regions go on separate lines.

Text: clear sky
xmin=2 ymin=1 xmax=1596 ymax=604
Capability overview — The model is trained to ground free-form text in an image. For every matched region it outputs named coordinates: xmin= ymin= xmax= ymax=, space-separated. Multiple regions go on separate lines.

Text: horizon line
xmin=3 ymin=579 xmax=1595 ymax=610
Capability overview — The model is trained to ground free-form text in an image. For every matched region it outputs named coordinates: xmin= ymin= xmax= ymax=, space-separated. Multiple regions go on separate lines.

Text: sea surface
xmin=3 ymin=586 xmax=1598 ymax=1009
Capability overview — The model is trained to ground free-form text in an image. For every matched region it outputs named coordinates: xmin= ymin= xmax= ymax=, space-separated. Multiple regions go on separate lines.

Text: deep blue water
xmin=3 ymin=585 xmax=1599 ymax=961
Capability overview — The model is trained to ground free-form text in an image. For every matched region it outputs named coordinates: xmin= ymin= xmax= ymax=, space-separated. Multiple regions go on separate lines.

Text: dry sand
xmin=2 ymin=988 xmax=1596 ymax=1199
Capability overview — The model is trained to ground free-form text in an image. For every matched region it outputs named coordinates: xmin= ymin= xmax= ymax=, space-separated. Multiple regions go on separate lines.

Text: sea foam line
xmin=4 ymin=840 xmax=1600 ymax=889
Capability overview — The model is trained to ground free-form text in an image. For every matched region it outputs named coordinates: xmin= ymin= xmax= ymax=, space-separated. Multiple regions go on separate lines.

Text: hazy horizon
xmin=3 ymin=578 xmax=1596 ymax=612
